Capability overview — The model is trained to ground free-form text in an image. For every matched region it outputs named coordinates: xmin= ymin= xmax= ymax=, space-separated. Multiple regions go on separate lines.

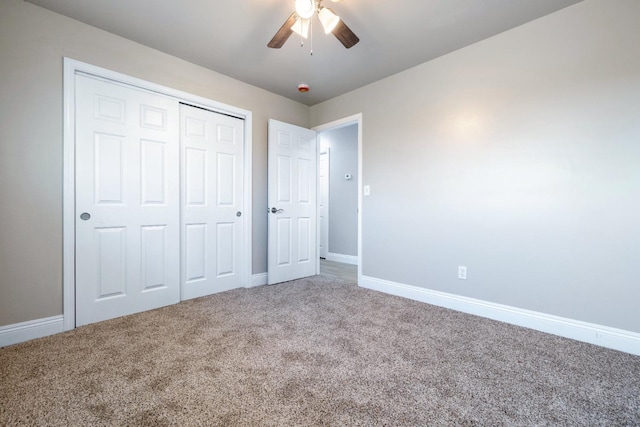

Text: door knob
xmin=271 ymin=207 xmax=284 ymax=214
xmin=80 ymin=212 xmax=91 ymax=221
xmin=236 ymin=211 xmax=242 ymax=217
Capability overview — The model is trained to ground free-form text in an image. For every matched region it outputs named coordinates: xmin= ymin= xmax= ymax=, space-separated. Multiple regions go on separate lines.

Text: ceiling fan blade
xmin=332 ymin=20 xmax=360 ymax=49
xmin=267 ymin=12 xmax=298 ymax=48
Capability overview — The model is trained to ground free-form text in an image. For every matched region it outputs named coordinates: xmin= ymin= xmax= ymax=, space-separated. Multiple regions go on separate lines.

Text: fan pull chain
xmin=310 ymin=17 xmax=313 ymax=55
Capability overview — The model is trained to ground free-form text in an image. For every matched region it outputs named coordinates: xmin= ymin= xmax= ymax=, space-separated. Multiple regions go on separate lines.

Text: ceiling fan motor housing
xmin=295 ymin=0 xmax=316 ymax=19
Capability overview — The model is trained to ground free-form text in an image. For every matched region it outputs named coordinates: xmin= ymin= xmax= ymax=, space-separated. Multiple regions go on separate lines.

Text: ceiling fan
xmin=268 ymin=0 xmax=360 ymax=49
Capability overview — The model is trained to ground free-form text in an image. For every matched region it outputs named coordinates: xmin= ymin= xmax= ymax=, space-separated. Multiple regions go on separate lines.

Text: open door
xmin=267 ymin=120 xmax=317 ymax=285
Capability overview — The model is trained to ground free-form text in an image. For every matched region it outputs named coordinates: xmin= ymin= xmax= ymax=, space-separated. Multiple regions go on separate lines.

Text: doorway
xmin=265 ymin=116 xmax=362 ymax=286
xmin=314 ymin=114 xmax=362 ymax=285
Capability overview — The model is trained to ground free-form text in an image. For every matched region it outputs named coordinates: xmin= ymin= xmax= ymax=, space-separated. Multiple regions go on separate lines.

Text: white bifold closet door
xmin=75 ymin=74 xmax=180 ymax=327
xmin=181 ymin=104 xmax=245 ymax=300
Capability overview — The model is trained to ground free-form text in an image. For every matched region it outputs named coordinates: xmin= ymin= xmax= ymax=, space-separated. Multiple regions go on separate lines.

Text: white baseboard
xmin=325 ymin=252 xmax=358 ymax=265
xmin=0 ymin=315 xmax=64 ymax=348
xmin=360 ymin=275 xmax=640 ymax=356
xmin=249 ymin=273 xmax=268 ymax=288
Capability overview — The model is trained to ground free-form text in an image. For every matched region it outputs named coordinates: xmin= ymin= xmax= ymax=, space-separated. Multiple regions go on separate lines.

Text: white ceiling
xmin=26 ymin=0 xmax=582 ymax=106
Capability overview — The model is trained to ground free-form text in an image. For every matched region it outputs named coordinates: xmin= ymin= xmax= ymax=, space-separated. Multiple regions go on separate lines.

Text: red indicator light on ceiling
xmin=298 ymin=83 xmax=310 ymax=93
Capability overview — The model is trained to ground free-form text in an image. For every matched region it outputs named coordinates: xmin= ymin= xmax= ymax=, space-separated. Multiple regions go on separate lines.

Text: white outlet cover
xmin=364 ymin=185 xmax=371 ymax=196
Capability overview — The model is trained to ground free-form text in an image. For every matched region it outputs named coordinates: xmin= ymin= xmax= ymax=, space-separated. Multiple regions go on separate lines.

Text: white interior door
xmin=181 ymin=104 xmax=245 ymax=299
xmin=75 ymin=74 xmax=180 ymax=327
xmin=267 ymin=119 xmax=317 ymax=285
xmin=319 ymin=149 xmax=329 ymax=259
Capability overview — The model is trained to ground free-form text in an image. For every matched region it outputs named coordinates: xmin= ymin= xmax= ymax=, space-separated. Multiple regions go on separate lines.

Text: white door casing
xmin=75 ymin=74 xmax=180 ymax=326
xmin=181 ymin=104 xmax=245 ymax=299
xmin=267 ymin=120 xmax=317 ymax=285
xmin=319 ymin=149 xmax=329 ymax=259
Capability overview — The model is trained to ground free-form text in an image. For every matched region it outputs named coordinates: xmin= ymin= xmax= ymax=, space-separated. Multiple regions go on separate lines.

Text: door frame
xmin=313 ymin=114 xmax=363 ymax=284
xmin=318 ymin=147 xmax=330 ymax=259
xmin=62 ymin=58 xmax=253 ymax=331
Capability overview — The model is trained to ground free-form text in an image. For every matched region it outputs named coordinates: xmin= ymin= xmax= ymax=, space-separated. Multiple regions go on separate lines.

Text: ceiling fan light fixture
xmin=295 ymin=0 xmax=316 ymax=20
xmin=291 ymin=17 xmax=310 ymax=38
xmin=318 ymin=7 xmax=340 ymax=34
xmin=268 ymin=1 xmax=359 ymax=50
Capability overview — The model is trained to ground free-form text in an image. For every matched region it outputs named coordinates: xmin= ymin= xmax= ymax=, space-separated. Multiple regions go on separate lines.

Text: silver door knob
xmin=80 ymin=212 xmax=91 ymax=221
xmin=271 ymin=207 xmax=284 ymax=214
xmin=236 ymin=211 xmax=242 ymax=217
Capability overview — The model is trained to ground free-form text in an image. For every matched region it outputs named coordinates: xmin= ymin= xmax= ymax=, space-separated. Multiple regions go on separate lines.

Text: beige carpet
xmin=1 ymin=275 xmax=639 ymax=425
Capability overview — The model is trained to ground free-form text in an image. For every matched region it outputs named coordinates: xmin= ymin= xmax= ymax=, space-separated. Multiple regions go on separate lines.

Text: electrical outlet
xmin=458 ymin=266 xmax=467 ymax=280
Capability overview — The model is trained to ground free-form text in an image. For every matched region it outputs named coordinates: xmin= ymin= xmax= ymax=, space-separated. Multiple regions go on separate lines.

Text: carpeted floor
xmin=1 ymin=275 xmax=639 ymax=426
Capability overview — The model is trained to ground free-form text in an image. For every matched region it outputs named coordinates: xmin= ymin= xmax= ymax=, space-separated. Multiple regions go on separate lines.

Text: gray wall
xmin=311 ymin=0 xmax=640 ymax=333
xmin=319 ymin=125 xmax=358 ymax=257
xmin=0 ymin=0 xmax=308 ymax=326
